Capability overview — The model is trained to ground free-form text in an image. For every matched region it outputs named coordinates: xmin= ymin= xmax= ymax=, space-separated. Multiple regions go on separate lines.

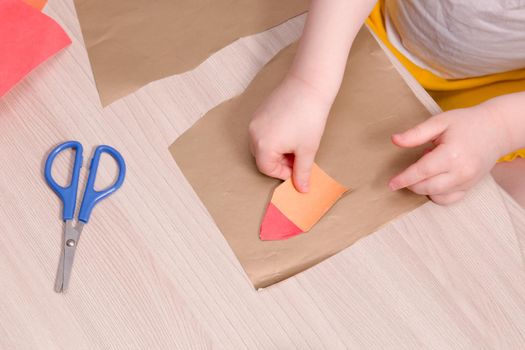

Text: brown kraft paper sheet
xmin=170 ymin=28 xmax=431 ymax=289
xmin=74 ymin=0 xmax=309 ymax=105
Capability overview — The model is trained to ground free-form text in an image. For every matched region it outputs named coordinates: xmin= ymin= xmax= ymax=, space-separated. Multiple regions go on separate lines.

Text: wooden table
xmin=1 ymin=1 xmax=525 ymax=348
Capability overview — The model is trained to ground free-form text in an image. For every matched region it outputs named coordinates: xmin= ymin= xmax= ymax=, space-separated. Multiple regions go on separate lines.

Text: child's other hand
xmin=249 ymin=75 xmax=332 ymax=192
xmin=388 ymin=105 xmax=508 ymax=205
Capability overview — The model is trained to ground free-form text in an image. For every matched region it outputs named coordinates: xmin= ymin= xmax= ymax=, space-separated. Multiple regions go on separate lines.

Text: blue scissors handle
xmin=78 ymin=145 xmax=126 ymax=223
xmin=44 ymin=141 xmax=84 ymax=221
xmin=45 ymin=141 xmax=126 ymax=223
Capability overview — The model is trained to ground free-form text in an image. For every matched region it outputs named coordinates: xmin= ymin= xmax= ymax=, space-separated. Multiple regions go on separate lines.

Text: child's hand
xmin=249 ymin=75 xmax=332 ymax=192
xmin=388 ymin=105 xmax=509 ymax=205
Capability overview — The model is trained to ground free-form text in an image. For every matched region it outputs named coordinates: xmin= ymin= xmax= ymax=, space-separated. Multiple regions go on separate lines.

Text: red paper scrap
xmin=260 ymin=203 xmax=303 ymax=241
xmin=0 ymin=0 xmax=71 ymax=97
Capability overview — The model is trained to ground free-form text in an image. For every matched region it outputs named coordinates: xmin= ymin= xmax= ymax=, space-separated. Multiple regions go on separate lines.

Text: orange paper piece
xmin=22 ymin=0 xmax=47 ymax=10
xmin=0 ymin=0 xmax=71 ymax=97
xmin=260 ymin=164 xmax=348 ymax=240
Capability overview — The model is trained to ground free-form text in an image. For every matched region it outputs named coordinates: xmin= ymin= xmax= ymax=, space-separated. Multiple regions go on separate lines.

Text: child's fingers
xmin=392 ymin=115 xmax=449 ymax=148
xmin=282 ymin=153 xmax=295 ymax=168
xmin=429 ymin=191 xmax=466 ymax=205
xmin=389 ymin=145 xmax=450 ymax=191
xmin=407 ymin=173 xmax=458 ymax=195
xmin=292 ymin=149 xmax=316 ymax=193
xmin=255 ymin=152 xmax=292 ymax=180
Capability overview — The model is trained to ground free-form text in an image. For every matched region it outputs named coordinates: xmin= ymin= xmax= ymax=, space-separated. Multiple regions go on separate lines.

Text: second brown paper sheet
xmin=74 ymin=0 xmax=308 ymax=105
xmin=170 ymin=28 xmax=431 ymax=289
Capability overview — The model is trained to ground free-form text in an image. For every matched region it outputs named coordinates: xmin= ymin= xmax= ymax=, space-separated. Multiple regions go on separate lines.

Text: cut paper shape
xmin=170 ymin=28 xmax=431 ymax=289
xmin=0 ymin=0 xmax=71 ymax=97
xmin=261 ymin=164 xmax=348 ymax=240
xmin=22 ymin=0 xmax=47 ymax=10
xmin=73 ymin=0 xmax=308 ymax=105
xmin=260 ymin=203 xmax=303 ymax=241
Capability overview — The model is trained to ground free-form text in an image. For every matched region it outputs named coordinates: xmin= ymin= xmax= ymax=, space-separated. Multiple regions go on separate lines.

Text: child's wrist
xmin=284 ymin=72 xmax=336 ymax=112
xmin=482 ymin=96 xmax=525 ymax=156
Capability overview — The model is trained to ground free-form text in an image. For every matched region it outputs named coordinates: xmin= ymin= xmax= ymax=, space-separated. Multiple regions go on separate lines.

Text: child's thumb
xmin=392 ymin=115 xmax=448 ymax=148
xmin=292 ymin=150 xmax=315 ymax=193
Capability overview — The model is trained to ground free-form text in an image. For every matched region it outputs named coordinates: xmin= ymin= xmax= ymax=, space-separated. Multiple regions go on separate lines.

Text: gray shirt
xmin=385 ymin=0 xmax=525 ymax=78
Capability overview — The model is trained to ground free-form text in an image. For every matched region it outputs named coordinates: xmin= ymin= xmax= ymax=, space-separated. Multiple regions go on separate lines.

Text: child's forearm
xmin=288 ymin=0 xmax=377 ymax=106
xmin=484 ymin=91 xmax=525 ymax=155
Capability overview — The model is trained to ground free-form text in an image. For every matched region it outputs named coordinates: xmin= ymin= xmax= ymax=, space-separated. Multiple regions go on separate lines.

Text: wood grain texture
xmin=0 ymin=0 xmax=524 ymax=348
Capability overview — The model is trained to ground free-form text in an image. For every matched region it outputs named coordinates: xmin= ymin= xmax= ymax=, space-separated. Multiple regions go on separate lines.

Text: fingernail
xmin=391 ymin=134 xmax=402 ymax=145
xmin=302 ymin=183 xmax=309 ymax=192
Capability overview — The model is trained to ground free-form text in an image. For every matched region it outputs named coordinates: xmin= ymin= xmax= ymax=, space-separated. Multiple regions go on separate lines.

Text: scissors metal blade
xmin=55 ymin=221 xmax=84 ymax=293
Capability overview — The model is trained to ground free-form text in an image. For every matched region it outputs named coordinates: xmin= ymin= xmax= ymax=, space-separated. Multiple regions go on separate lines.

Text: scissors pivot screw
xmin=66 ymin=239 xmax=76 ymax=247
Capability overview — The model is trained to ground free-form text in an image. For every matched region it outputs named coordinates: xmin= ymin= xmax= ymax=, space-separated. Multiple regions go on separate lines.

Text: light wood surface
xmin=1 ymin=1 xmax=524 ymax=348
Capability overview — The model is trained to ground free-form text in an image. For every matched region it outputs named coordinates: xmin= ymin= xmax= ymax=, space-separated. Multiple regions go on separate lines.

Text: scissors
xmin=44 ymin=141 xmax=126 ymax=293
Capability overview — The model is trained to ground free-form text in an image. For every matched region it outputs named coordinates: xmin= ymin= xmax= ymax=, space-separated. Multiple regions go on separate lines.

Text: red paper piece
xmin=260 ymin=203 xmax=303 ymax=241
xmin=0 ymin=0 xmax=71 ymax=97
